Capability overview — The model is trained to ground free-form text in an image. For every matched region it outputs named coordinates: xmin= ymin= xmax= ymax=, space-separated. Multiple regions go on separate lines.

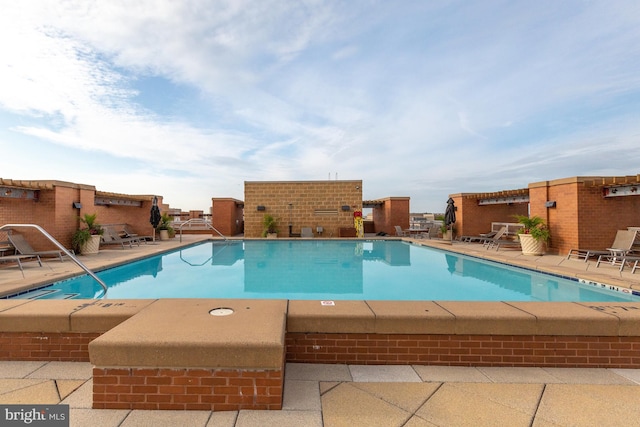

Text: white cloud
xmin=1 ymin=1 xmax=639 ymax=212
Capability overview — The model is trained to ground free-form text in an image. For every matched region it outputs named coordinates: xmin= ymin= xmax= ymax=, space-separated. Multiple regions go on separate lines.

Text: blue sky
xmin=1 ymin=1 xmax=639 ymax=212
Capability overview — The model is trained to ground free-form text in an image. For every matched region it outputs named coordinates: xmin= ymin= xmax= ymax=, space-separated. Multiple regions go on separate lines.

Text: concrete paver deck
xmin=2 ymin=362 xmax=640 ymax=426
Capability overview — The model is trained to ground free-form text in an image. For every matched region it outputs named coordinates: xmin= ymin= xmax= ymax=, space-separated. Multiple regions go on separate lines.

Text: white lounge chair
xmin=460 ymin=230 xmax=497 ymax=243
xmin=481 ymin=227 xmax=507 ymax=249
xmin=595 ymin=230 xmax=639 ymax=270
xmin=568 ymin=230 xmax=637 ymax=262
xmin=301 ymin=227 xmax=314 ymax=238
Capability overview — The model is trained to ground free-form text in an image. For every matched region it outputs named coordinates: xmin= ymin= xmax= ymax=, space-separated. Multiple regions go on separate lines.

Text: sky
xmin=1 ymin=1 xmax=639 ymax=213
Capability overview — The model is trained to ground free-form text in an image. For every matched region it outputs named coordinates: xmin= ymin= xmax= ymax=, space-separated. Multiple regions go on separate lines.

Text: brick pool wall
xmin=285 ymin=333 xmax=640 ymax=368
xmin=0 ymin=331 xmax=99 ymax=361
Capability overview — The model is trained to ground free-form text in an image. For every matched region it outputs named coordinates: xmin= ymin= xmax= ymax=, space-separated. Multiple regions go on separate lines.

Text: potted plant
xmin=514 ymin=215 xmax=550 ymax=256
xmin=439 ymin=223 xmax=456 ymax=241
xmin=72 ymin=213 xmax=103 ymax=255
xmin=156 ymin=213 xmax=175 ymax=240
xmin=262 ymin=214 xmax=278 ymax=238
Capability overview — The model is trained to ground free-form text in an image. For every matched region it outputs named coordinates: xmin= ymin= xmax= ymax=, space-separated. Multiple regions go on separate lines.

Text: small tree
xmin=261 ymin=214 xmax=278 ymax=237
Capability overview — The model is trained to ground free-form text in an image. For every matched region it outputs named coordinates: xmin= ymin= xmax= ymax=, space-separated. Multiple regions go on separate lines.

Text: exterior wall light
xmin=257 ymin=205 xmax=266 ymax=211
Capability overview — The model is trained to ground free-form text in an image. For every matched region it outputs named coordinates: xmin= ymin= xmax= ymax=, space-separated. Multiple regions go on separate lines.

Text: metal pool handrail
xmin=0 ymin=223 xmax=108 ymax=298
xmin=178 ymin=218 xmax=227 ymax=242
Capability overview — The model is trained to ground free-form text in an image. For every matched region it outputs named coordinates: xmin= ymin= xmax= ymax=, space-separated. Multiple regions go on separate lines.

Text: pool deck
xmin=2 ymin=235 xmax=640 ymax=425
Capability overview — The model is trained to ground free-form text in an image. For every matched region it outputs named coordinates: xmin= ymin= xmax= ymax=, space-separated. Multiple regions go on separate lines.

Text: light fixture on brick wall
xmin=341 ymin=205 xmax=350 ymax=211
xmin=545 ymin=201 xmax=556 ymax=208
xmin=257 ymin=205 xmax=266 ymax=211
xmin=72 ymin=202 xmax=82 ymax=209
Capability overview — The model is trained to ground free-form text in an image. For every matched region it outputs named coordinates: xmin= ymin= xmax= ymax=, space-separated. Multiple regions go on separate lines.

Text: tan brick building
xmin=243 ymin=180 xmax=364 ymax=238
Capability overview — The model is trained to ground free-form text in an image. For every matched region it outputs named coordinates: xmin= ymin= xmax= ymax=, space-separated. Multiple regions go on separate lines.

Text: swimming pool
xmin=9 ymin=240 xmax=640 ymax=301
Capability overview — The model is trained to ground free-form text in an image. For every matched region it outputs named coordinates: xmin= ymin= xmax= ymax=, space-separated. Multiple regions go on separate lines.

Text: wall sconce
xmin=72 ymin=202 xmax=82 ymax=209
xmin=545 ymin=201 xmax=556 ymax=208
xmin=257 ymin=205 xmax=266 ymax=211
xmin=341 ymin=205 xmax=350 ymax=211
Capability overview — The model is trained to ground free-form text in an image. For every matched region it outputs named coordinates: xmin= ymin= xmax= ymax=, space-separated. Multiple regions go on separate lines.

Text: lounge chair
xmin=121 ymin=224 xmax=152 ymax=242
xmin=620 ymin=256 xmax=640 ymax=274
xmin=567 ymin=230 xmax=638 ymax=262
xmin=594 ymin=230 xmax=639 ymax=270
xmin=489 ymin=237 xmax=522 ymax=251
xmin=0 ymin=254 xmax=42 ymax=277
xmin=394 ymin=225 xmax=410 ymax=237
xmin=481 ymin=227 xmax=521 ymax=251
xmin=460 ymin=230 xmax=497 ymax=243
xmin=480 ymin=227 xmax=507 ymax=248
xmin=8 ymin=233 xmax=68 ymax=262
xmin=101 ymin=227 xmax=141 ymax=249
xmin=301 ymin=227 xmax=314 ymax=238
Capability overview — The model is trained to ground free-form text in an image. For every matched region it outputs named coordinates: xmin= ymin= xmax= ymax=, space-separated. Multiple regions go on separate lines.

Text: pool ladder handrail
xmin=0 ymin=224 xmax=108 ymax=298
xmin=178 ymin=218 xmax=227 ymax=242
xmin=178 ymin=239 xmax=235 ymax=266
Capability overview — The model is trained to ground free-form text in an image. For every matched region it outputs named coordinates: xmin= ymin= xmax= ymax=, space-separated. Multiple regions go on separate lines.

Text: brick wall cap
xmin=89 ymin=299 xmax=287 ymax=369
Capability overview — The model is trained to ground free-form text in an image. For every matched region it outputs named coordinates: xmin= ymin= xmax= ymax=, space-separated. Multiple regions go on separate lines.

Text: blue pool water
xmin=9 ymin=240 xmax=640 ymax=301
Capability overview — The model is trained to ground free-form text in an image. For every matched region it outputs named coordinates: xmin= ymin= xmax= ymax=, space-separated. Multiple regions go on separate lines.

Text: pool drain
xmin=209 ymin=307 xmax=234 ymax=316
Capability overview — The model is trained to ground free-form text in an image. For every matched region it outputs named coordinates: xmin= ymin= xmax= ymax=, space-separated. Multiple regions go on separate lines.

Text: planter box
xmin=80 ymin=235 xmax=101 ymax=255
xmin=519 ymin=233 xmax=545 ymax=256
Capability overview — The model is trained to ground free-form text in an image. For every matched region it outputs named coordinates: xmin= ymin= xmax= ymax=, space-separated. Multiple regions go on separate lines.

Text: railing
xmin=178 ymin=241 xmax=233 ymax=267
xmin=0 ymin=224 xmax=108 ymax=298
xmin=491 ymin=222 xmax=524 ymax=236
xmin=178 ymin=218 xmax=227 ymax=242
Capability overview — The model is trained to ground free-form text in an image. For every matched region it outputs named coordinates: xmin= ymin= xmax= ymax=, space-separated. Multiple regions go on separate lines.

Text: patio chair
xmin=413 ymin=225 xmax=437 ymax=239
xmin=567 ymin=230 xmax=638 ymax=262
xmin=394 ymin=225 xmax=410 ymax=237
xmin=7 ymin=233 xmax=68 ymax=262
xmin=101 ymin=227 xmax=141 ymax=249
xmin=301 ymin=227 xmax=314 ymax=238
